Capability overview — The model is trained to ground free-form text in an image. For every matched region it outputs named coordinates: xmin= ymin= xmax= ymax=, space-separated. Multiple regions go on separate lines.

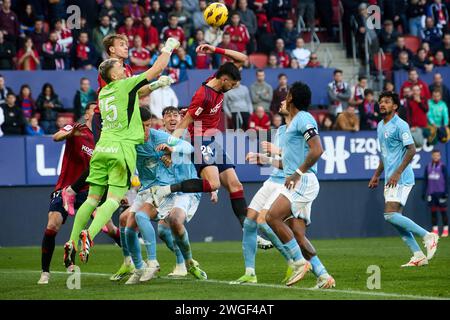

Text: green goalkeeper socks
xmin=69 ymin=197 xmax=98 ymax=250
xmin=88 ymin=198 xmax=120 ymax=239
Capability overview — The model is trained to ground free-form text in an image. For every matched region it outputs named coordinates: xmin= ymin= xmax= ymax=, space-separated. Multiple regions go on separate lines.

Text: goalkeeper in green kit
xmin=63 ymin=38 xmax=180 ymax=266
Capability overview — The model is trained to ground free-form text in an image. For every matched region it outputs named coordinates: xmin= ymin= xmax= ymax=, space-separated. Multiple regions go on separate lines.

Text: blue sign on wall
xmin=0 ymin=132 xmax=445 ymax=186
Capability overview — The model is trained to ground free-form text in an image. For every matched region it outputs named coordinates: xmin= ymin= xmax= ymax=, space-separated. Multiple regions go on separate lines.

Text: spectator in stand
xmin=118 ymin=16 xmax=139 ymax=44
xmin=383 ymin=81 xmax=396 ymax=93
xmin=42 ymin=31 xmax=67 ymax=70
xmin=129 ymin=35 xmax=151 ymax=74
xmin=139 ymin=16 xmax=159 ymax=53
xmin=267 ymin=53 xmax=279 ymax=69
xmin=99 ymin=0 xmax=120 ymax=29
xmin=270 ymin=73 xmax=289 ymax=115
xmin=248 ymin=105 xmax=271 ymax=133
xmin=193 ymin=0 xmax=209 ymax=31
xmin=205 ymin=25 xmax=224 ymax=47
xmin=170 ymin=0 xmax=193 ymax=39
xmin=71 ymin=17 xmax=92 ymax=44
xmin=170 ymin=46 xmax=193 ymax=81
xmin=379 ymin=20 xmax=399 ymax=53
xmin=381 ymin=0 xmax=408 ymax=34
xmin=399 ymin=86 xmax=414 ymax=120
xmin=400 ymin=68 xmax=431 ymax=99
xmin=421 ymin=41 xmax=433 ymax=58
xmin=0 ymin=31 xmax=15 ymax=70
xmin=30 ymin=19 xmax=48 ymax=57
xmin=123 ymin=0 xmax=145 ymax=24
xmin=0 ymin=92 xmax=25 ymax=135
xmin=73 ymin=78 xmax=96 ymax=121
xmin=354 ymin=2 xmax=379 ymax=65
xmin=405 ymin=84 xmax=429 ymax=147
xmin=189 ymin=29 xmax=211 ymax=69
xmin=358 ymin=89 xmax=380 ymax=130
xmin=413 ymin=48 xmax=434 ymax=72
xmin=237 ymin=0 xmax=257 ymax=52
xmin=320 ymin=114 xmax=335 ymax=131
xmin=25 ymin=115 xmax=44 ymax=136
xmin=407 ymin=0 xmax=427 ymax=37
xmin=306 ymin=53 xmax=322 ymax=68
xmin=36 ymin=83 xmax=63 ymax=134
xmin=161 ymin=14 xmax=186 ymax=48
xmin=71 ymin=32 xmax=97 ymax=70
xmin=217 ymin=32 xmax=238 ymax=65
xmin=273 ymin=38 xmax=290 ymax=68
xmin=392 ymin=36 xmax=414 ymax=61
xmin=439 ymin=33 xmax=450 ymax=62
xmin=53 ymin=19 xmax=73 ymax=55
xmin=19 ymin=4 xmax=37 ymax=36
xmin=421 ymin=17 xmax=443 ymax=52
xmin=334 ymin=105 xmax=359 ymax=132
xmin=433 ymin=50 xmax=448 ymax=66
xmin=427 ymin=89 xmax=449 ymax=142
xmin=394 ymin=50 xmax=414 ymax=71
xmin=298 ymin=0 xmax=315 ymax=31
xmin=17 ymin=84 xmax=36 ymax=120
xmin=349 ymin=75 xmax=368 ymax=107
xmin=55 ymin=115 xmax=70 ymax=131
xmin=223 ymin=12 xmax=250 ymax=53
xmin=149 ymin=0 xmax=168 ymax=33
xmin=250 ymin=69 xmax=273 ymax=113
xmin=429 ymin=73 xmax=450 ymax=108
xmin=0 ymin=0 xmax=20 ymax=43
xmin=290 ymin=58 xmax=300 ymax=69
xmin=148 ymin=84 xmax=179 ymax=120
xmin=16 ymin=37 xmax=40 ymax=71
xmin=429 ymin=0 xmax=449 ymax=31
xmin=223 ymin=81 xmax=253 ymax=130
xmin=327 ymin=69 xmax=351 ymax=116
xmin=183 ymin=0 xmax=200 ymax=13
xmin=291 ymin=37 xmax=310 ymax=68
xmin=0 ymin=74 xmax=13 ymax=105
xmin=92 ymin=15 xmax=115 ymax=60
xmin=268 ymin=0 xmax=291 ymax=36
xmin=271 ymin=113 xmax=283 ymax=130
xmin=2 ymin=105 xmax=8 ymax=136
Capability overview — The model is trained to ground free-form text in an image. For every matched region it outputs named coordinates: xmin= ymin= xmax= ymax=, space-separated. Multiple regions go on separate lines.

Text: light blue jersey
xmin=377 ymin=114 xmax=415 ymax=185
xmin=268 ymin=125 xmax=287 ymax=184
xmin=136 ymin=129 xmax=194 ymax=190
xmin=282 ymin=111 xmax=319 ymax=176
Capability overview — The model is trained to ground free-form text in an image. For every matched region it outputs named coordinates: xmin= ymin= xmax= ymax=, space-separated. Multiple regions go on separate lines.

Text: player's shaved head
xmin=99 ymin=58 xmax=120 ymax=83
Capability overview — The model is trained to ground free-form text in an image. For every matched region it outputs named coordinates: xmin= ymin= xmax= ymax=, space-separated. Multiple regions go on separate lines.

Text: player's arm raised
xmin=142 ymin=38 xmax=180 ymax=82
xmin=285 ymin=135 xmax=323 ymax=189
xmin=138 ymin=75 xmax=174 ymax=98
xmin=53 ymin=123 xmax=83 ymax=142
xmin=196 ymin=43 xmax=248 ymax=68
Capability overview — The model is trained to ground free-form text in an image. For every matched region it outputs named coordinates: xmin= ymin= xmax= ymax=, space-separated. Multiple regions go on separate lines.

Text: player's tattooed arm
xmin=387 ymin=143 xmax=416 ymax=187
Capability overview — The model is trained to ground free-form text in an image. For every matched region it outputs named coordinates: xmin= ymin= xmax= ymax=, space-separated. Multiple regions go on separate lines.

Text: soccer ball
xmin=203 ymin=2 xmax=228 ymax=28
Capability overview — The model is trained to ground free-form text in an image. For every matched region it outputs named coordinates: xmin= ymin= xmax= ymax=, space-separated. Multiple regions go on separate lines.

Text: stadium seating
xmin=248 ymin=53 xmax=269 ymax=69
xmin=403 ymin=35 xmax=421 ymax=53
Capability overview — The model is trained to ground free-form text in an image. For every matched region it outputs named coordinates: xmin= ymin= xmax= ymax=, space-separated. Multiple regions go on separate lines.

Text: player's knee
xmin=208 ymin=179 xmax=221 ymax=191
xmin=228 ymin=180 xmax=243 ymax=193
xmin=119 ymin=211 xmax=129 ymax=227
xmin=46 ymin=223 xmax=60 ymax=233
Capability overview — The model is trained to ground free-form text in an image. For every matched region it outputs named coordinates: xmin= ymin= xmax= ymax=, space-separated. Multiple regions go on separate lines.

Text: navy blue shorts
xmin=48 ymin=189 xmax=88 ymax=224
xmin=192 ymin=137 xmax=235 ymax=175
xmin=427 ymin=192 xmax=447 ymax=208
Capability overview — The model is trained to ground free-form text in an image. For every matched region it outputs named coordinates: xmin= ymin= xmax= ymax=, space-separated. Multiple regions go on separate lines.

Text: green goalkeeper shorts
xmin=87 ymin=140 xmax=136 ymax=188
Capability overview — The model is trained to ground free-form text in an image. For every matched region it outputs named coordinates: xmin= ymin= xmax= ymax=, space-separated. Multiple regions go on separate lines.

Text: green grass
xmin=0 ymin=237 xmax=449 ymax=300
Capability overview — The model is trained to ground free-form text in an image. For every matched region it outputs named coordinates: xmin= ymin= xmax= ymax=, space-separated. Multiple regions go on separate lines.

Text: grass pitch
xmin=0 ymin=237 xmax=449 ymax=300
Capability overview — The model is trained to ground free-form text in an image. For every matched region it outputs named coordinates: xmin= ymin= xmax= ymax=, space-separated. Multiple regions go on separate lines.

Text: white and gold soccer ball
xmin=203 ymin=2 xmax=228 ymax=28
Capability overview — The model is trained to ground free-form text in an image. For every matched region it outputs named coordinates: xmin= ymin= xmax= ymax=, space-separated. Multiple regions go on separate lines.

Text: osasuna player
xmin=62 ymin=34 xmax=134 ymax=216
xmin=151 ymin=44 xmax=249 ymax=229
xmin=63 ymin=38 xmax=180 ymax=266
xmin=38 ymin=103 xmax=96 ymax=284
xmin=233 ymin=101 xmax=335 ymax=289
xmin=265 ymin=82 xmax=323 ymax=287
xmin=369 ymin=91 xmax=439 ymax=267
xmin=121 ymin=108 xmax=208 ymax=284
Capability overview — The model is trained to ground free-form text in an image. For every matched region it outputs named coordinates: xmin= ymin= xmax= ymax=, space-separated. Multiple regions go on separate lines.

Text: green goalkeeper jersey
xmin=98 ymin=72 xmax=148 ymax=145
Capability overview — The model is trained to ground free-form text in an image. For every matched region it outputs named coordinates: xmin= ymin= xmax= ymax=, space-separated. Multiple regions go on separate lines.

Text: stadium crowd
xmin=0 ymin=0 xmax=449 ymax=147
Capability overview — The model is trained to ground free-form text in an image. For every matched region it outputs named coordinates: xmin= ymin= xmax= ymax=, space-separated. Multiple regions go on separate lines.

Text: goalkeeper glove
xmin=149 ymin=75 xmax=174 ymax=91
xmin=161 ymin=37 xmax=180 ymax=54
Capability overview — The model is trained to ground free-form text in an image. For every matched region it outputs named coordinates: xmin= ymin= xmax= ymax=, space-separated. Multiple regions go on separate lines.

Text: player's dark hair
xmin=99 ymin=58 xmax=119 ymax=84
xmin=162 ymin=106 xmax=180 ymax=116
xmin=289 ymin=81 xmax=311 ymax=111
xmin=216 ymin=62 xmax=241 ymax=81
xmin=379 ymin=91 xmax=400 ymax=110
xmin=140 ymin=107 xmax=152 ymax=122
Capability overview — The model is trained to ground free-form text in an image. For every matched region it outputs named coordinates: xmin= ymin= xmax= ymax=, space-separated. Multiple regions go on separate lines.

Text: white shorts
xmin=384 ymin=184 xmax=413 ymax=206
xmin=129 ymin=189 xmax=153 ymax=213
xmin=280 ymin=173 xmax=320 ymax=226
xmin=151 ymin=192 xmax=201 ymax=223
xmin=249 ymin=180 xmax=285 ymax=212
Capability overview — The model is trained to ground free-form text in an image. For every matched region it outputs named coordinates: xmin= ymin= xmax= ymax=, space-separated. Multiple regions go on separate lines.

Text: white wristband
xmin=295 ymin=169 xmax=304 ymax=176
xmin=267 ymin=157 xmax=274 ymax=165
